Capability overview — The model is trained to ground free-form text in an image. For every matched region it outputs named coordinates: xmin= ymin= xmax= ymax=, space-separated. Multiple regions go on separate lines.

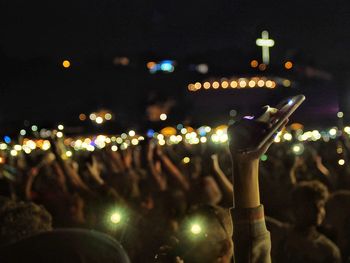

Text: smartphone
xmin=255 ymin=94 xmax=305 ymax=151
xmin=230 ymin=94 xmax=305 ymax=153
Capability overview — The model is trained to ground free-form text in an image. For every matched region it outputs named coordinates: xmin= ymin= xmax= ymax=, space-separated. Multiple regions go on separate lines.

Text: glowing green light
xmin=110 ymin=212 xmax=122 ymax=224
xmin=190 ymin=224 xmax=202 ymax=235
xmin=260 ymin=154 xmax=268 ymax=161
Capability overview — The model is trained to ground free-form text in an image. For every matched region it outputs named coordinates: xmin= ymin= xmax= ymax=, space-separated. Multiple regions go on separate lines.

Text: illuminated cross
xmin=256 ymin=30 xmax=275 ymax=65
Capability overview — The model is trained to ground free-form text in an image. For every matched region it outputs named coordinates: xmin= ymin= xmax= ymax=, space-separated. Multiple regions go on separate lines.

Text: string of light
xmin=188 ymin=77 xmax=292 ymax=92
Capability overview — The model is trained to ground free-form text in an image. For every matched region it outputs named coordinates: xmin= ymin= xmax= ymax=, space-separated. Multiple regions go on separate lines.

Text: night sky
xmin=1 ymin=0 xmax=350 ymax=132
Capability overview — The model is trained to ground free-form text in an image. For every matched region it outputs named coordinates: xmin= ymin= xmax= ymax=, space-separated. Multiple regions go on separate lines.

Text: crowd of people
xmin=1 ymin=118 xmax=350 ymax=262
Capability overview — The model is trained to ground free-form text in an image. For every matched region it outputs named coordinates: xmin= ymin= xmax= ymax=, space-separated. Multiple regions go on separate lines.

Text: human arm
xmin=156 ymin=145 xmax=190 ymax=191
xmin=230 ymin=119 xmax=288 ymax=263
xmin=147 ymin=141 xmax=167 ymax=191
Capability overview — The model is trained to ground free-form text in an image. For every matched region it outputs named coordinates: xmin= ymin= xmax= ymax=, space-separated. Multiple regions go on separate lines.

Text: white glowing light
xmin=0 ymin=143 xmax=8 ymax=150
xmin=190 ymin=224 xmax=202 ymax=235
xmin=256 ymin=30 xmax=275 ymax=64
xmin=65 ymin=151 xmax=72 ymax=157
xmin=20 ymin=129 xmax=26 ymax=136
xmin=57 ymin=132 xmax=63 ymax=138
xmin=87 ymin=145 xmax=95 ymax=152
xmin=337 ymin=112 xmax=344 ymax=118
xmin=183 ymin=157 xmax=190 ymax=164
xmin=58 ymin=124 xmax=64 ymax=130
xmin=105 ymin=113 xmax=112 ymax=120
xmin=26 ymin=140 xmax=36 ymax=150
xmin=131 ymin=138 xmax=139 ymax=145
xmin=128 ymin=130 xmax=136 ymax=137
xmin=283 ymin=133 xmax=292 ymax=141
xmin=14 ymin=145 xmax=22 ymax=151
xmin=200 ymin=137 xmax=207 ymax=143
xmin=111 ymin=145 xmax=118 ymax=151
xmin=89 ymin=113 xmax=97 ymax=121
xmin=42 ymin=140 xmax=51 ymax=150
xmin=160 ymin=113 xmax=167 ymax=121
xmin=338 ymin=159 xmax=345 ymax=166
xmin=10 ymin=150 xmax=18 ymax=156
xmin=96 ymin=117 xmax=103 ymax=124
xmin=329 ymin=128 xmax=337 ymax=136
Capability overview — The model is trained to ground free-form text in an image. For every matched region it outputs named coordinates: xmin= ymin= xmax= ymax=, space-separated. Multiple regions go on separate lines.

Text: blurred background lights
xmin=79 ymin=113 xmax=87 ymax=121
xmin=183 ymin=157 xmax=190 ymax=164
xmin=14 ymin=145 xmax=22 ymax=151
xmin=131 ymin=138 xmax=139 ymax=145
xmin=212 ymin=81 xmax=220 ymax=89
xmin=196 ymin=63 xmax=208 ymax=74
xmin=20 ymin=129 xmax=26 ymax=136
xmin=250 ymin=60 xmax=259 ymax=68
xmin=284 ymin=61 xmax=293 ymax=70
xmin=96 ymin=117 xmax=103 ymax=124
xmin=160 ymin=113 xmax=167 ymax=121
xmin=4 ymin=136 xmax=11 ymax=144
xmin=282 ymin=79 xmax=291 ymax=87
xmin=111 ymin=145 xmax=118 ymax=151
xmin=31 ymin=125 xmax=38 ymax=132
xmin=221 ymin=81 xmax=229 ymax=89
xmin=329 ymin=128 xmax=337 ymax=136
xmin=203 ymin=82 xmax=211 ymax=89
xmin=337 ymin=111 xmax=344 ymax=118
xmin=62 ymin=60 xmax=71 ymax=68
xmin=0 ymin=143 xmax=8 ymax=150
xmin=338 ymin=159 xmax=345 ymax=166
xmin=56 ymin=131 xmax=63 ymax=138
xmin=160 ymin=60 xmax=175 ymax=72
xmin=89 ymin=113 xmax=97 ymax=121
xmin=58 ymin=124 xmax=64 ymax=130
xmin=105 ymin=113 xmax=112 ymax=120
xmin=230 ymin=81 xmax=238 ymax=88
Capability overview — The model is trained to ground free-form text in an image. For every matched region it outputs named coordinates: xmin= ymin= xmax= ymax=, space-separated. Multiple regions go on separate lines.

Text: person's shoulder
xmin=315 ymin=233 xmax=341 ymax=261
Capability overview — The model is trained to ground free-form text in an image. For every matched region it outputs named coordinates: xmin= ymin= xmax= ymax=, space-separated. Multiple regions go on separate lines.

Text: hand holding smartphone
xmin=229 ymin=94 xmax=305 ymax=153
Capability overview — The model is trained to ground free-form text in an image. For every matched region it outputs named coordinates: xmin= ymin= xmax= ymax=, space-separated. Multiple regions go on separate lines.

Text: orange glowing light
xmin=258 ymin=63 xmax=267 ymax=71
xmin=250 ymin=60 xmax=259 ymax=68
xmin=212 ymin=81 xmax=220 ymax=89
xmin=203 ymin=82 xmax=211 ymax=89
xmin=194 ymin=82 xmax=202 ymax=90
xmin=147 ymin=62 xmax=156 ymax=69
xmin=284 ymin=61 xmax=293 ymax=70
xmin=79 ymin=113 xmax=87 ymax=121
xmin=221 ymin=81 xmax=229 ymax=89
xmin=62 ymin=60 xmax=71 ymax=68
xmin=230 ymin=81 xmax=238 ymax=88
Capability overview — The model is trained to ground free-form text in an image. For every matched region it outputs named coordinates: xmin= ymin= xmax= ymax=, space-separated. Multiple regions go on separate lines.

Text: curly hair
xmin=292 ymin=180 xmax=329 ymax=205
xmin=0 ymin=200 xmax=52 ymax=245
